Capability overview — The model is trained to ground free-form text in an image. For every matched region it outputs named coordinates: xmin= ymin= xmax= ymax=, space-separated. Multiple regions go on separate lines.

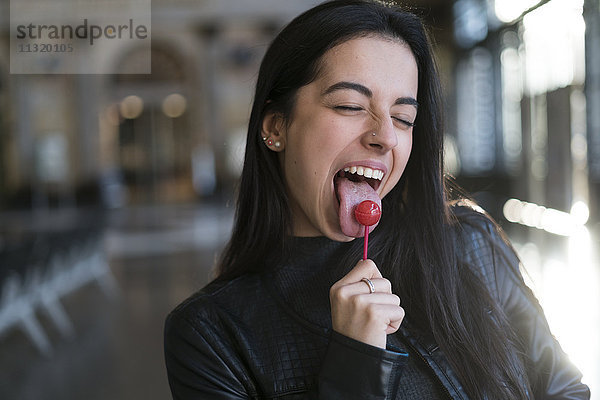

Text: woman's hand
xmin=329 ymin=259 xmax=404 ymax=349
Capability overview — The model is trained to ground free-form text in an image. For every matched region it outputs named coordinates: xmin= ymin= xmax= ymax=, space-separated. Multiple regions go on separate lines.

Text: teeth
xmin=341 ymin=165 xmax=385 ymax=181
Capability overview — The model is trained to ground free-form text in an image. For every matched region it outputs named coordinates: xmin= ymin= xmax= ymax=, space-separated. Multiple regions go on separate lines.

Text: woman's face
xmin=269 ymin=36 xmax=418 ymax=241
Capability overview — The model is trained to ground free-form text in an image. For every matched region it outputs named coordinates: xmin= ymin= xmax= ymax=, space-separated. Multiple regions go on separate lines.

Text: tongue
xmin=335 ymin=176 xmax=382 ymax=237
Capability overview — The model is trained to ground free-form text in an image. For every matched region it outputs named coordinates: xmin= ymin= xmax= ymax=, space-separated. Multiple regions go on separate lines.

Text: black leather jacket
xmin=164 ymin=208 xmax=590 ymax=399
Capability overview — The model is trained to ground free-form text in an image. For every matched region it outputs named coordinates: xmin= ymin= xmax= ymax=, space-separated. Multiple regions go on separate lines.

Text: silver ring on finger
xmin=361 ymin=277 xmax=376 ymax=294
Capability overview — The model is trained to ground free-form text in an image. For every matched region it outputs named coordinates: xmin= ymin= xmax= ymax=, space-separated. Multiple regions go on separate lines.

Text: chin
xmin=325 ymin=228 xmax=357 ymax=243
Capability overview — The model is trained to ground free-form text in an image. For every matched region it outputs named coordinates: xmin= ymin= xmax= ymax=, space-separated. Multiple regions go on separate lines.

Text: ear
xmin=261 ymin=111 xmax=286 ymax=152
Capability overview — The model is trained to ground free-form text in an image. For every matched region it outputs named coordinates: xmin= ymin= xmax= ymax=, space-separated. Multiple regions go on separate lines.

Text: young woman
xmin=164 ymin=1 xmax=590 ymax=398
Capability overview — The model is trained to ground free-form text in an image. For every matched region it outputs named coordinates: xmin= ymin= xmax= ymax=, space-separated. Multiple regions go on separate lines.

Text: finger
xmin=337 ymin=259 xmax=382 ymax=285
xmin=385 ymin=323 xmax=401 ymax=335
xmin=332 ymin=279 xmax=393 ymax=303
xmin=376 ymin=304 xmax=405 ymax=326
xmin=354 ymin=293 xmax=401 ymax=306
xmin=385 ymin=308 xmax=405 ymax=334
xmin=362 ymin=277 xmax=393 ymax=294
xmin=349 ymin=278 xmax=394 ymax=296
xmin=362 ymin=304 xmax=405 ymax=328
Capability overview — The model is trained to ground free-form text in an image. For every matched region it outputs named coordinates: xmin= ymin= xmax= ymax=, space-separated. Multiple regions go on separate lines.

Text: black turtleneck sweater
xmin=264 ymin=236 xmax=446 ymax=399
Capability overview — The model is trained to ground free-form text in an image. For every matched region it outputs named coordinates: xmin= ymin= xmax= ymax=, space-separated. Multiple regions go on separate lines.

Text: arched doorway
xmin=111 ymin=43 xmax=195 ymax=204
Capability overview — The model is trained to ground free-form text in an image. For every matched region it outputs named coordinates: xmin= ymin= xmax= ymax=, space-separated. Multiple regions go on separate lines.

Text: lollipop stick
xmin=363 ymin=225 xmax=369 ymax=260
xmin=355 ymin=200 xmax=381 ymax=261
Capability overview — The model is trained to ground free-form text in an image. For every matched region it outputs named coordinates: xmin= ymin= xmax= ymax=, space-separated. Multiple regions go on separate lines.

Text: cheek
xmin=299 ymin=119 xmax=345 ymax=155
xmin=283 ymin=142 xmax=326 ymax=200
xmin=397 ymin=131 xmax=413 ymax=164
xmin=383 ymin=134 xmax=413 ymax=196
xmin=287 ymin=118 xmax=344 ymax=173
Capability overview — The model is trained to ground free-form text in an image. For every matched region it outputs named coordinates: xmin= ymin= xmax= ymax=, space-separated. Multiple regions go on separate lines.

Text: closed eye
xmin=334 ymin=105 xmax=363 ymax=112
xmin=393 ymin=117 xmax=415 ymax=128
xmin=334 ymin=105 xmax=415 ymax=127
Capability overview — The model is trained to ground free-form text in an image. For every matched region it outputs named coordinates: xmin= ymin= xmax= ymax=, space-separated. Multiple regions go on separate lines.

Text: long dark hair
xmin=217 ymin=1 xmax=531 ymax=398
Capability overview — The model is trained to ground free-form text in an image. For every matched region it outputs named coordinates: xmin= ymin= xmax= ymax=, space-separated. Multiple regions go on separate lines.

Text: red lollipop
xmin=355 ymin=200 xmax=382 ymax=260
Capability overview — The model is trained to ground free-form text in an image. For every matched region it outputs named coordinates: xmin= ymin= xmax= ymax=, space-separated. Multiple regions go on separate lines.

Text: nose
xmin=362 ymin=118 xmax=398 ymax=152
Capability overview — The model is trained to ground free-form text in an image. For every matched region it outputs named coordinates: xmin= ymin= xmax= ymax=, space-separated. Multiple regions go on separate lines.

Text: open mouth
xmin=333 ymin=164 xmax=385 ymax=237
xmin=336 ymin=165 xmax=384 ymax=192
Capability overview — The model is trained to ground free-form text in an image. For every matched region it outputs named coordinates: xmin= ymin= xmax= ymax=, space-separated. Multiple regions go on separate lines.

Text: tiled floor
xmin=0 ymin=204 xmax=233 ymax=400
xmin=0 ymin=203 xmax=597 ymax=399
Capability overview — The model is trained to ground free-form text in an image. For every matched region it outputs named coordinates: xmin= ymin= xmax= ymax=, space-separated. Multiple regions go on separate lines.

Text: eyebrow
xmin=322 ymin=81 xmax=419 ymax=109
xmin=394 ymin=97 xmax=419 ymax=108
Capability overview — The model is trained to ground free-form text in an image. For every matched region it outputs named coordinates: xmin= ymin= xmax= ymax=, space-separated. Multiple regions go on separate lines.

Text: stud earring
xmin=371 ymin=132 xmax=377 ymax=136
xmin=266 ymin=138 xmax=274 ymax=146
xmin=274 ymin=141 xmax=281 ymax=148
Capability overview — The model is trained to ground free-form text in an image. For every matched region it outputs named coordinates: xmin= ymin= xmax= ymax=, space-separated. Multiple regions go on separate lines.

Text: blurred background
xmin=0 ymin=0 xmax=598 ymax=398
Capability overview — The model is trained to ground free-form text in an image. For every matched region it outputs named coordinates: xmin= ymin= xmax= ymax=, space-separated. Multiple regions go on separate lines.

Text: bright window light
xmin=494 ymin=0 xmax=541 ymax=23
xmin=503 ymin=198 xmax=589 ymax=236
xmin=522 ymin=0 xmax=585 ymax=96
xmin=570 ymin=201 xmax=590 ymax=225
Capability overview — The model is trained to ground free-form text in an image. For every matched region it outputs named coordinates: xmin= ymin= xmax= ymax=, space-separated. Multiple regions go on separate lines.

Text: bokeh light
xmin=119 ymin=95 xmax=144 ymax=119
xmin=162 ymin=93 xmax=187 ymax=118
